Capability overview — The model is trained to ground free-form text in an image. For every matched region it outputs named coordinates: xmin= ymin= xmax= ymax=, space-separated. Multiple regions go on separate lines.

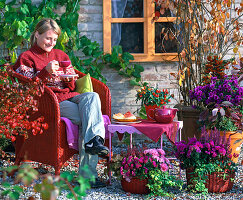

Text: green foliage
xmin=16 ymin=164 xmax=39 ymax=185
xmin=187 ymin=163 xmax=236 ymax=194
xmin=147 ymin=168 xmax=183 ymax=197
xmin=0 ymin=0 xmax=144 ymax=85
xmin=0 ymin=164 xmax=93 ymax=200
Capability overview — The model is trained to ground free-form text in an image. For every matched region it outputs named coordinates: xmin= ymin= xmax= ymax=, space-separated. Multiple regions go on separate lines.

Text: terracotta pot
xmin=121 ymin=177 xmax=149 ymax=194
xmin=144 ymin=105 xmax=161 ymax=121
xmin=186 ymin=168 xmax=235 ymax=193
xmin=174 ymin=105 xmax=201 ymax=142
xmin=220 ymin=131 xmax=243 ymax=163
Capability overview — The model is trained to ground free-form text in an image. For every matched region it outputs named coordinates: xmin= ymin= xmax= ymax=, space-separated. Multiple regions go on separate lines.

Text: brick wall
xmin=4 ymin=0 xmax=243 ymax=115
xmin=78 ymin=0 xmax=243 ymax=115
xmin=78 ymin=0 xmax=180 ymax=115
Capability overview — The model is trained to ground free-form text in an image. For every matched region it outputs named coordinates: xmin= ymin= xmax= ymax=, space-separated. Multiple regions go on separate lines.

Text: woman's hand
xmin=45 ymin=60 xmax=59 ymax=74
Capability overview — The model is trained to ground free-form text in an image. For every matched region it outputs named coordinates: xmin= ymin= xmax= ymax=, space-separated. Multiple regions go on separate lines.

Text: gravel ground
xmin=0 ymin=141 xmax=242 ymax=200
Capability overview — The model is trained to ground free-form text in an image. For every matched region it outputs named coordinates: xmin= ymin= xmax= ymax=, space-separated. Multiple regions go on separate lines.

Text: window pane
xmin=112 ymin=0 xmax=143 ymax=18
xmin=111 ymin=23 xmax=144 ymax=53
xmin=155 ymin=22 xmax=178 ymax=53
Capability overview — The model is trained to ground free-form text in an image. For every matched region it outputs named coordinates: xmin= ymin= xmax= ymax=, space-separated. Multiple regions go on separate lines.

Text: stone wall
xmin=77 ymin=0 xmax=243 ymax=115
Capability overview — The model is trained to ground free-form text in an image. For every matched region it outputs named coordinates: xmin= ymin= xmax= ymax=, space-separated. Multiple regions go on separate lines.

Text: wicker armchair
xmin=7 ymin=66 xmax=111 ymax=175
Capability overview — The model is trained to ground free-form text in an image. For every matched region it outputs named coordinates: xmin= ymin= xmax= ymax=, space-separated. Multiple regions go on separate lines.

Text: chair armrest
xmin=75 ymin=70 xmax=111 ymax=119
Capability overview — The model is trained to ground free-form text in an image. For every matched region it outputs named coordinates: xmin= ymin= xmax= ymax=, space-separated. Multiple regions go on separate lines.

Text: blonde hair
xmin=30 ymin=18 xmax=61 ymax=47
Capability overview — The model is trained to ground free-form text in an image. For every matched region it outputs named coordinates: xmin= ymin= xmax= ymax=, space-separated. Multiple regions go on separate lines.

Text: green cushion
xmin=75 ymin=73 xmax=93 ymax=94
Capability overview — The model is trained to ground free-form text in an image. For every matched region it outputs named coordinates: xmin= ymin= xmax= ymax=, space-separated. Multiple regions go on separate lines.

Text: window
xmin=103 ymin=0 xmax=178 ymax=62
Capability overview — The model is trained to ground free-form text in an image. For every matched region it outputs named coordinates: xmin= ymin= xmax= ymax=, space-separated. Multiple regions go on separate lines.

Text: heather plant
xmin=174 ymin=127 xmax=238 ymax=193
xmin=174 ymin=127 xmax=238 ymax=170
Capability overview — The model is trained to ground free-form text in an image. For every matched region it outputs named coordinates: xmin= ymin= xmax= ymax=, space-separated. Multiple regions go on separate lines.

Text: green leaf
xmin=2 ymin=182 xmax=11 ymax=188
xmin=122 ymin=52 xmax=134 ymax=62
xmin=8 ymin=191 xmax=20 ymax=200
xmin=134 ymin=64 xmax=144 ymax=72
xmin=20 ymin=4 xmax=29 ymax=15
xmin=0 ymin=2 xmax=5 ymax=9
xmin=13 ymin=185 xmax=24 ymax=193
xmin=129 ymin=79 xmax=140 ymax=86
xmin=112 ymin=45 xmax=123 ymax=55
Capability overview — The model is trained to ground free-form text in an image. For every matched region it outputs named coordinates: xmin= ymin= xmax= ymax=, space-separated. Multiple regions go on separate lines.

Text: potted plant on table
xmin=110 ymin=146 xmax=182 ymax=197
xmin=174 ymin=127 xmax=238 ymax=193
xmin=135 ymin=82 xmax=173 ymax=119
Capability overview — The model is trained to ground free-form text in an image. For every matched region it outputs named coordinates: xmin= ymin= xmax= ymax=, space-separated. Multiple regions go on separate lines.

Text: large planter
xmin=174 ymin=105 xmax=201 ymax=142
xmin=186 ymin=168 xmax=235 ymax=193
xmin=220 ymin=131 xmax=243 ymax=163
xmin=121 ymin=177 xmax=149 ymax=194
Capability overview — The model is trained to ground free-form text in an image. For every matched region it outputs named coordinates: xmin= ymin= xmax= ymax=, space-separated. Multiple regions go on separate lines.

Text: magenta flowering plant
xmin=120 ymin=147 xmax=171 ymax=182
xmin=110 ymin=146 xmax=183 ymax=197
xmin=174 ymin=127 xmax=238 ymax=172
xmin=189 ymin=75 xmax=243 ymax=131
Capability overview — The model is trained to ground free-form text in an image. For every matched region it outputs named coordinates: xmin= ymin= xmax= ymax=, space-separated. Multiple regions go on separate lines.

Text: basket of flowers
xmin=174 ymin=127 xmax=238 ymax=193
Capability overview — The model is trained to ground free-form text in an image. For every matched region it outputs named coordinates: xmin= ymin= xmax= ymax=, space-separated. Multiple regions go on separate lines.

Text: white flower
xmin=212 ymin=108 xmax=218 ymax=116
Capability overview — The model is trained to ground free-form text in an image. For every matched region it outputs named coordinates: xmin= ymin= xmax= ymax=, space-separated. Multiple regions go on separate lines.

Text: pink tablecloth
xmin=129 ymin=119 xmax=179 ymax=143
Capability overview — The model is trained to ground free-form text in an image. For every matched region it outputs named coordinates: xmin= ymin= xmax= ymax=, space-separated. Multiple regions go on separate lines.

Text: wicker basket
xmin=186 ymin=168 xmax=235 ymax=193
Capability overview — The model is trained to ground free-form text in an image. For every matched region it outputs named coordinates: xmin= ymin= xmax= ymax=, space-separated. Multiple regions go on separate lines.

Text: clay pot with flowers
xmin=110 ymin=146 xmax=182 ymax=197
xmin=174 ymin=127 xmax=238 ymax=193
xmin=135 ymin=82 xmax=173 ymax=120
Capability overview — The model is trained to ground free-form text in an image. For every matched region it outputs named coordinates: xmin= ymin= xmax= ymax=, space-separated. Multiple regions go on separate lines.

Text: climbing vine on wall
xmin=0 ymin=0 xmax=143 ymax=85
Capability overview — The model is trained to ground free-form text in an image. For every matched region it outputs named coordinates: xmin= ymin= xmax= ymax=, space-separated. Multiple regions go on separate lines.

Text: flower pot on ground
xmin=121 ymin=177 xmax=149 ymax=194
xmin=110 ymin=146 xmax=183 ymax=197
xmin=174 ymin=127 xmax=238 ymax=193
xmin=186 ymin=168 xmax=235 ymax=193
xmin=220 ymin=131 xmax=243 ymax=163
xmin=174 ymin=104 xmax=201 ymax=141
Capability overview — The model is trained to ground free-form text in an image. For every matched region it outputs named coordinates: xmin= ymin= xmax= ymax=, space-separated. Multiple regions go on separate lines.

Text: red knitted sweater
xmin=13 ymin=44 xmax=80 ymax=102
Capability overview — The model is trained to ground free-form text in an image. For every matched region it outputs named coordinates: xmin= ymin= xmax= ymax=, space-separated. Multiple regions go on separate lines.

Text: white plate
xmin=59 ymin=74 xmax=78 ymax=78
xmin=112 ymin=120 xmax=142 ymax=124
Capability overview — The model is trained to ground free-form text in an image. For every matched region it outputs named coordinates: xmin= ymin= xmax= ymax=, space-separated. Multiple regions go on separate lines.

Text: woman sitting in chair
xmin=13 ymin=18 xmax=109 ymax=188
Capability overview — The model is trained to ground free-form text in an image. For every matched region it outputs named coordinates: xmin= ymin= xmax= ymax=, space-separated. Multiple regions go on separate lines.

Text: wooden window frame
xmin=103 ymin=0 xmax=178 ymax=62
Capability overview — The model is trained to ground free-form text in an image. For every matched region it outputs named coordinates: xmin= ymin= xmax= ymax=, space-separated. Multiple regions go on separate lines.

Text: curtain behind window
xmin=111 ymin=0 xmax=127 ymax=46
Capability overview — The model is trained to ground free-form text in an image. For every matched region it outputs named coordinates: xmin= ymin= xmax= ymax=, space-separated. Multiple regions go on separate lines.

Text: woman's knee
xmin=84 ymin=92 xmax=100 ymax=100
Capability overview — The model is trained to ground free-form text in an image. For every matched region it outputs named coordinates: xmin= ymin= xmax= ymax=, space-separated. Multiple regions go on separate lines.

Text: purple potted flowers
xmin=189 ymin=75 xmax=243 ymax=132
